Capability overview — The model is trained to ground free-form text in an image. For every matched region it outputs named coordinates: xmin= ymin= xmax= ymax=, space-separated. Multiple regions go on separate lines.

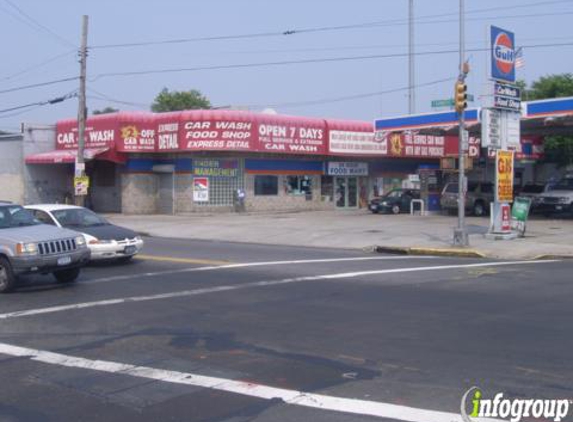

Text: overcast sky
xmin=1 ymin=0 xmax=572 ymax=132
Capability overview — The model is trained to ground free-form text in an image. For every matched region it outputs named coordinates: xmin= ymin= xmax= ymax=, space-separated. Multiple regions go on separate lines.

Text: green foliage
xmin=151 ymin=88 xmax=211 ymax=112
xmin=520 ymin=74 xmax=573 ymax=167
xmin=92 ymin=106 xmax=119 ymax=115
xmin=527 ymin=73 xmax=573 ymax=100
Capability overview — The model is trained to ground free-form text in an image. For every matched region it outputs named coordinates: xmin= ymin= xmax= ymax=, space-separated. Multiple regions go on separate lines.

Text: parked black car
xmin=369 ymin=189 xmax=420 ymax=214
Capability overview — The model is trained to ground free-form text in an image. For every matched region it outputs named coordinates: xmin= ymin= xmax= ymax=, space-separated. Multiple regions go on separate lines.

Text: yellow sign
xmin=74 ymin=176 xmax=90 ymax=196
xmin=496 ymin=150 xmax=514 ymax=202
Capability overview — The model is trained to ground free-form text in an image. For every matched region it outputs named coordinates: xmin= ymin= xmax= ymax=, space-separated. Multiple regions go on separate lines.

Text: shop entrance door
xmin=158 ymin=173 xmax=174 ymax=214
xmin=335 ymin=177 xmax=358 ymax=209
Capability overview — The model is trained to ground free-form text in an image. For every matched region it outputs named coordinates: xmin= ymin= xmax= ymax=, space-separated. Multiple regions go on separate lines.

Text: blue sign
xmin=491 ymin=26 xmax=516 ymax=83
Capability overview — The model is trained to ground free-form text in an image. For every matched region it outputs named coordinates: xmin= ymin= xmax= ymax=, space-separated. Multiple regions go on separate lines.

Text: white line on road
xmin=0 ymin=341 xmax=501 ymax=422
xmin=86 ymin=256 xmax=436 ymax=285
xmin=0 ymin=260 xmax=557 ymax=321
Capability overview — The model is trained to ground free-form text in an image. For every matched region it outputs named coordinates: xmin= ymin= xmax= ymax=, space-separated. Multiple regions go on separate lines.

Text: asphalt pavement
xmin=0 ymin=237 xmax=571 ymax=422
xmin=105 ymin=210 xmax=573 ymax=260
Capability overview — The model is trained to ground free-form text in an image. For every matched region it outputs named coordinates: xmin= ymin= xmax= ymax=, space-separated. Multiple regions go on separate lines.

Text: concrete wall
xmin=22 ymin=124 xmax=73 ymax=205
xmin=121 ymin=173 xmax=158 ymax=214
xmin=0 ymin=135 xmax=24 ymax=204
xmin=0 ymin=135 xmax=25 ymax=204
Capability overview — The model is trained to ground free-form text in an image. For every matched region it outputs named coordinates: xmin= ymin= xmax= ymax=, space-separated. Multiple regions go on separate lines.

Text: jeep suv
xmin=0 ymin=203 xmax=90 ymax=292
xmin=537 ymin=176 xmax=573 ymax=216
xmin=440 ymin=182 xmax=495 ymax=217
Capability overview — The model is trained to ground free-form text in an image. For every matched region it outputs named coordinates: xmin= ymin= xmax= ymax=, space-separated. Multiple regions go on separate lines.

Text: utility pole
xmin=453 ymin=0 xmax=469 ymax=246
xmin=408 ymin=0 xmax=415 ymax=114
xmin=75 ymin=15 xmax=88 ymax=207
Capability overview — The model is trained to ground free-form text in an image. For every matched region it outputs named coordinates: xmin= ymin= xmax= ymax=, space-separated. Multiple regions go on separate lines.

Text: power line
xmin=92 ymin=41 xmax=573 ymax=80
xmin=245 ymin=77 xmax=456 ymax=109
xmin=1 ymin=0 xmax=76 ymax=49
xmin=0 ymin=76 xmax=79 ymax=95
xmin=89 ymin=0 xmax=573 ymax=50
xmin=0 ymin=90 xmax=77 ymax=114
xmin=0 ymin=49 xmax=76 ymax=82
xmin=87 ymin=87 xmax=150 ymax=108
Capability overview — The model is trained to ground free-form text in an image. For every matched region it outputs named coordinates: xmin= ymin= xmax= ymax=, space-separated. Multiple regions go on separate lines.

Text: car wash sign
xmin=491 ymin=26 xmax=516 ymax=83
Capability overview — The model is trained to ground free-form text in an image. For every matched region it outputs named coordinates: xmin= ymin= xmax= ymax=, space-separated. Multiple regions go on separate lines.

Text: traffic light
xmin=454 ymin=81 xmax=467 ymax=113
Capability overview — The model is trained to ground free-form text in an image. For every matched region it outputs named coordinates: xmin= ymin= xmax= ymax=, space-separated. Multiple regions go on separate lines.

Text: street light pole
xmin=75 ymin=15 xmax=88 ymax=207
xmin=453 ymin=0 xmax=469 ymax=246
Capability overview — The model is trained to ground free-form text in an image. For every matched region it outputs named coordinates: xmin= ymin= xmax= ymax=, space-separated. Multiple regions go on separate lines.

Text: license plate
xmin=370 ymin=205 xmax=377 ymax=210
xmin=57 ymin=256 xmax=72 ymax=266
xmin=124 ymin=246 xmax=137 ymax=255
xmin=556 ymin=205 xmax=563 ymax=211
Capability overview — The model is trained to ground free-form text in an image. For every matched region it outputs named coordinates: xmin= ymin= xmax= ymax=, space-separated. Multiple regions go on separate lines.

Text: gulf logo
xmin=493 ymin=31 xmax=515 ymax=75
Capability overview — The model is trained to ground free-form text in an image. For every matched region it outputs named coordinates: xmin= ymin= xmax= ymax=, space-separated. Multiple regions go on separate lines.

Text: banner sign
xmin=57 ymin=117 xmax=117 ymax=150
xmin=329 ymin=130 xmax=383 ymax=155
xmin=193 ymin=177 xmax=209 ymax=202
xmin=193 ymin=159 xmax=239 ymax=177
xmin=491 ymin=26 xmax=516 ymax=83
xmin=258 ymin=121 xmax=326 ymax=154
xmin=327 ymin=162 xmax=368 ymax=176
xmin=377 ymin=132 xmax=480 ymax=158
xmin=496 ymin=150 xmax=514 ymax=202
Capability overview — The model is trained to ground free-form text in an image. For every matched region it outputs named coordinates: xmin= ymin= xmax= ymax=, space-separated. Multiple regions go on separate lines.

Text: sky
xmin=1 ymin=0 xmax=573 ymax=133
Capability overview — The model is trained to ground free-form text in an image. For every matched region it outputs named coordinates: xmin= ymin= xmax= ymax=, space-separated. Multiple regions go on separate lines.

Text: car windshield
xmin=0 ymin=206 xmax=40 ymax=229
xmin=521 ymin=184 xmax=545 ymax=194
xmin=52 ymin=208 xmax=109 ymax=228
xmin=551 ymin=178 xmax=573 ymax=191
xmin=384 ymin=190 xmax=403 ymax=198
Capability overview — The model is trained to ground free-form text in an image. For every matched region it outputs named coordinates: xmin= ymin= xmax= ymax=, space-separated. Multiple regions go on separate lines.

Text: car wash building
xmin=23 ymin=109 xmax=466 ymax=214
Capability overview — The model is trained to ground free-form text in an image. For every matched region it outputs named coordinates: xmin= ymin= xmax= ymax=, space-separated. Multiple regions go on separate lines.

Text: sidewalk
xmin=106 ymin=210 xmax=573 ymax=260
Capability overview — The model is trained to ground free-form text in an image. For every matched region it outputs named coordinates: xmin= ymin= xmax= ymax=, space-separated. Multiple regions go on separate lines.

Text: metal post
xmin=453 ymin=0 xmax=469 ymax=246
xmin=75 ymin=15 xmax=88 ymax=207
xmin=408 ymin=0 xmax=415 ymax=114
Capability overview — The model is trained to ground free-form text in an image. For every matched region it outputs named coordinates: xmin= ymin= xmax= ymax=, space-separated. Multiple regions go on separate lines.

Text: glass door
xmin=334 ymin=177 xmax=358 ymax=209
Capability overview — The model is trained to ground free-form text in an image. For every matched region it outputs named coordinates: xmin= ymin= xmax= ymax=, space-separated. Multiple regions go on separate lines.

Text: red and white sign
xmin=501 ymin=203 xmax=511 ymax=232
xmin=257 ymin=115 xmax=326 ymax=155
xmin=56 ymin=116 xmax=117 ymax=150
xmin=193 ymin=177 xmax=209 ymax=202
xmin=181 ymin=111 xmax=254 ymax=152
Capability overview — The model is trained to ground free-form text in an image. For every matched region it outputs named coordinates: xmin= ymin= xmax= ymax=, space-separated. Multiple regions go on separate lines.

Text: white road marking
xmin=0 ymin=341 xmax=502 ymax=422
xmin=0 ymin=260 xmax=557 ymax=321
xmin=86 ymin=256 xmax=436 ymax=285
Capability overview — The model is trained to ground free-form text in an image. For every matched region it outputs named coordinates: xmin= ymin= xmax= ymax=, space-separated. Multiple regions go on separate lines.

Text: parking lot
xmin=1 ymin=236 xmax=572 ymax=422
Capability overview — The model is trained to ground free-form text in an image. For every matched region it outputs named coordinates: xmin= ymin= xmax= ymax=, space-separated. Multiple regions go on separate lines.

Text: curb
xmin=374 ymin=245 xmax=487 ymax=259
xmin=532 ymin=254 xmax=573 ymax=260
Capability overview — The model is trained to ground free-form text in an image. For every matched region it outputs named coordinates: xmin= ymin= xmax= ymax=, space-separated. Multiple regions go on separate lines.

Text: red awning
xmin=25 ymin=147 xmax=124 ymax=164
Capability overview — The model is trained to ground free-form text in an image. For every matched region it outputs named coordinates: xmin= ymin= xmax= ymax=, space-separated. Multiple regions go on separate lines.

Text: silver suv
xmin=440 ymin=182 xmax=495 ymax=217
xmin=0 ymin=204 xmax=90 ymax=293
xmin=537 ymin=176 xmax=573 ymax=216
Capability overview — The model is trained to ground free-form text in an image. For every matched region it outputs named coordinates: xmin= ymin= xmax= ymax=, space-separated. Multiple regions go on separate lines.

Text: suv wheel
xmin=53 ymin=267 xmax=80 ymax=284
xmin=0 ymin=256 xmax=16 ymax=293
xmin=391 ymin=204 xmax=401 ymax=214
xmin=473 ymin=201 xmax=486 ymax=217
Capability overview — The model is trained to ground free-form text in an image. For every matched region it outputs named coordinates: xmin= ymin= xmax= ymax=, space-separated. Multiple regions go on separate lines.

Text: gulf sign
xmin=491 ymin=26 xmax=515 ymax=83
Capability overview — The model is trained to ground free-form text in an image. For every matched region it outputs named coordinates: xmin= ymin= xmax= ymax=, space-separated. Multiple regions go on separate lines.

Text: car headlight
xmin=16 ymin=242 xmax=38 ymax=255
xmin=381 ymin=201 xmax=388 ymax=206
xmin=75 ymin=235 xmax=86 ymax=247
xmin=559 ymin=197 xmax=571 ymax=204
xmin=134 ymin=236 xmax=142 ymax=242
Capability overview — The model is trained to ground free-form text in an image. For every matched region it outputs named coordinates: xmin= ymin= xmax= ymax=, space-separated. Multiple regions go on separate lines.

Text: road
xmin=0 ymin=236 xmax=571 ymax=422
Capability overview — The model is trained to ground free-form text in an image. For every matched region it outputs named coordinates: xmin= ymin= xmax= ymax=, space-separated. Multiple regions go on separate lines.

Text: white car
xmin=25 ymin=204 xmax=143 ymax=261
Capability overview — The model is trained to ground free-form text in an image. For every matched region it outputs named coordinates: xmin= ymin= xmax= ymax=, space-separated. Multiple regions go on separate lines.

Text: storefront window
xmin=254 ymin=175 xmax=278 ymax=196
xmin=285 ymin=175 xmax=312 ymax=195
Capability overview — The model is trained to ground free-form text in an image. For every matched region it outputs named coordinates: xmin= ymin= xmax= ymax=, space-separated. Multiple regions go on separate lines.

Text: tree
xmin=151 ymin=88 xmax=211 ymax=112
xmin=520 ymin=74 xmax=573 ymax=167
xmin=92 ymin=106 xmax=119 ymax=115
